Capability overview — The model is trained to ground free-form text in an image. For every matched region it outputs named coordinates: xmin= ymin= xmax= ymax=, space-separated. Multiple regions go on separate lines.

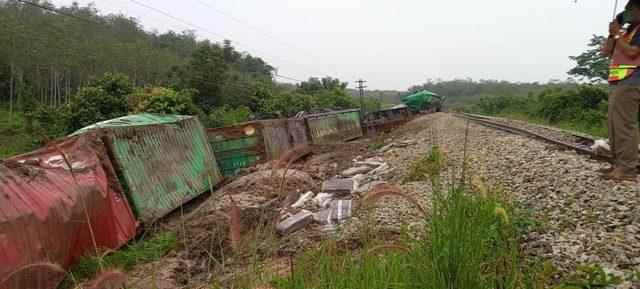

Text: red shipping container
xmin=0 ymin=133 xmax=137 ymax=289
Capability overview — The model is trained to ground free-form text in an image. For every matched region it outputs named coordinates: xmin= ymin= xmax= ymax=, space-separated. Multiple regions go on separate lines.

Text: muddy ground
xmin=123 ymin=126 xmax=422 ymax=289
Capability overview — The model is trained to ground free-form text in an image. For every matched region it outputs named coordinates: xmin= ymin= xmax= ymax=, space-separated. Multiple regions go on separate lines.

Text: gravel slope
xmin=384 ymin=112 xmax=640 ymax=277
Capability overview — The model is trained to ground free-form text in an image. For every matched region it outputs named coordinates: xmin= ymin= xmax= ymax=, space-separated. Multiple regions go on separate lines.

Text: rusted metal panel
xmin=262 ymin=120 xmax=292 ymax=160
xmin=287 ymin=119 xmax=309 ymax=145
xmin=304 ymin=109 xmax=363 ymax=144
xmin=1 ymin=133 xmax=137 ymax=289
xmin=207 ymin=122 xmax=265 ymax=177
xmin=207 ymin=119 xmax=311 ymax=175
xmin=364 ymin=106 xmax=412 ymax=135
xmin=75 ymin=114 xmax=222 ymax=224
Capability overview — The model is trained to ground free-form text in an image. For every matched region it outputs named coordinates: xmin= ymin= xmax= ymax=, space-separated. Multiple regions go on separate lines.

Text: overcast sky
xmin=51 ymin=0 xmax=617 ymax=90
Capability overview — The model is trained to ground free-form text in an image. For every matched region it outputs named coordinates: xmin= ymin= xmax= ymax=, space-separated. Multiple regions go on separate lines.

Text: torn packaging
xmin=276 ymin=210 xmax=313 ymax=234
xmin=321 ymin=179 xmax=355 ymax=193
xmin=313 ymin=200 xmax=353 ymax=225
xmin=291 ymin=191 xmax=314 ymax=208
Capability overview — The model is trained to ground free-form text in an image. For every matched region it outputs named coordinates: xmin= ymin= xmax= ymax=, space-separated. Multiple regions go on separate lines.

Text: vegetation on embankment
xmin=0 ymin=1 xmax=383 ymax=159
xmin=61 ymin=231 xmax=178 ymax=289
xmin=467 ymin=85 xmax=609 ymax=138
xmin=273 ymin=147 xmax=537 ymax=289
xmin=0 ymin=106 xmax=41 ymax=158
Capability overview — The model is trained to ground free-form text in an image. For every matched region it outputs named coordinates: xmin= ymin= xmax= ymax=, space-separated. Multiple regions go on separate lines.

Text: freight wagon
xmin=0 ymin=103 xmax=423 ymax=289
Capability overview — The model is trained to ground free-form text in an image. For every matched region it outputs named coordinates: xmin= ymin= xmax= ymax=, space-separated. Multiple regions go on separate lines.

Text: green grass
xmin=0 ymin=107 xmax=41 ymax=159
xmin=274 ymin=188 xmax=526 ymax=289
xmin=403 ymin=145 xmax=443 ymax=183
xmin=496 ymin=112 xmax=608 ymax=138
xmin=62 ymin=231 xmax=178 ymax=288
xmin=273 ymin=146 xmax=533 ymax=289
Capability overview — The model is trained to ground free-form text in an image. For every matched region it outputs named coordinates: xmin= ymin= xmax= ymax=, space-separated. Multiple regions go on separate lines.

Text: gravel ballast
xmin=383 ymin=112 xmax=640 ymax=277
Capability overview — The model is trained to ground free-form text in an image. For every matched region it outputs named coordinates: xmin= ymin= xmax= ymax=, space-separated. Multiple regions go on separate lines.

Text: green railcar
xmin=401 ymin=90 xmax=444 ymax=113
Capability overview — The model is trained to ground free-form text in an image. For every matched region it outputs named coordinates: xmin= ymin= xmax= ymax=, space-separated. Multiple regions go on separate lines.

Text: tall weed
xmin=274 ymin=146 xmax=530 ymax=289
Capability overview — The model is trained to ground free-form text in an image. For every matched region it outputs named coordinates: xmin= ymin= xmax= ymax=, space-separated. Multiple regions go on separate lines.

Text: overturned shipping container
xmin=207 ymin=119 xmax=309 ymax=176
xmin=304 ymin=109 xmax=363 ymax=144
xmin=363 ymin=105 xmax=411 ymax=135
xmin=0 ymin=133 xmax=137 ymax=289
xmin=73 ymin=114 xmax=222 ymax=223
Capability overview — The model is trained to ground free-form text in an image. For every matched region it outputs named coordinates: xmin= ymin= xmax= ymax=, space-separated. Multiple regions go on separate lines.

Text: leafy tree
xmin=298 ymin=77 xmax=348 ymax=95
xmin=206 ymin=105 xmax=252 ymax=127
xmin=568 ymin=35 xmax=609 ymax=83
xmin=66 ymin=73 xmax=131 ymax=131
xmin=314 ymin=88 xmax=356 ymax=110
xmin=133 ymin=87 xmax=200 ymax=115
xmin=183 ymin=42 xmax=229 ymax=109
xmin=259 ymin=91 xmax=316 ymax=117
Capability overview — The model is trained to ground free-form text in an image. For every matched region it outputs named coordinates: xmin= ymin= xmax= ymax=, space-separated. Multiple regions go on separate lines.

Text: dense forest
xmin=0 ymin=0 xmax=383 ymax=157
xmin=0 ymin=0 xmax=609 ymax=158
xmin=405 ymin=78 xmax=580 ymax=108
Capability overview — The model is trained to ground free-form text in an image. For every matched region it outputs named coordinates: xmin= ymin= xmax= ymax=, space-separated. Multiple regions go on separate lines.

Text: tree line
xmin=0 ymin=0 xmax=381 ymax=143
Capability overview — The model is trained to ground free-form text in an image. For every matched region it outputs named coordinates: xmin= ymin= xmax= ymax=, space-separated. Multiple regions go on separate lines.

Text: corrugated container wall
xmin=363 ymin=106 xmax=411 ymax=135
xmin=304 ymin=109 xmax=363 ymax=144
xmin=73 ymin=114 xmax=222 ymax=223
xmin=0 ymin=133 xmax=137 ymax=289
xmin=207 ymin=119 xmax=310 ymax=177
xmin=207 ymin=121 xmax=264 ymax=177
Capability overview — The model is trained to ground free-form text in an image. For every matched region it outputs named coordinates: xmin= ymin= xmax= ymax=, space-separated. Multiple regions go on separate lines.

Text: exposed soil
xmin=126 ymin=142 xmax=382 ymax=289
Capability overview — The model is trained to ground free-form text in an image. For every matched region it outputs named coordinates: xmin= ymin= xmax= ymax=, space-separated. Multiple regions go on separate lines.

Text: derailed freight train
xmin=0 ymin=100 xmax=440 ymax=289
xmin=401 ymin=90 xmax=445 ymax=113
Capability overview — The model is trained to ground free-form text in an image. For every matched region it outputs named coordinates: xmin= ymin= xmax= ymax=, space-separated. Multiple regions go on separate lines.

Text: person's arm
xmin=615 ymin=36 xmax=640 ymax=59
xmin=602 ymin=36 xmax=617 ymax=57
xmin=602 ymin=21 xmax=622 ymax=57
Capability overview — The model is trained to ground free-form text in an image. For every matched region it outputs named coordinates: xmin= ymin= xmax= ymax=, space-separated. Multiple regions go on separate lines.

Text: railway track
xmin=454 ymin=113 xmax=612 ymax=161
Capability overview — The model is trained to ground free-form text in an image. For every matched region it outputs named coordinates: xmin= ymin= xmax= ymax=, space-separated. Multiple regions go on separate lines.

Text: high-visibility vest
xmin=609 ymin=25 xmax=640 ymax=83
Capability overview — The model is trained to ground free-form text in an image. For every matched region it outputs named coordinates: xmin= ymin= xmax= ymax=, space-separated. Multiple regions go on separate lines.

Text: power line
xmin=15 ymin=0 xmax=101 ymax=24
xmin=127 ymin=0 xmax=322 ymax=80
xmin=128 ymin=0 xmax=226 ymax=40
xmin=275 ymin=74 xmax=304 ymax=83
xmin=193 ymin=0 xmax=315 ymax=56
xmin=17 ymin=0 xmax=311 ymax=84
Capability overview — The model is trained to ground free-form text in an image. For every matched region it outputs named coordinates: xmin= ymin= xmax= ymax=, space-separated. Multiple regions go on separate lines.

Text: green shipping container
xmin=73 ymin=114 xmax=222 ymax=223
xmin=206 ymin=119 xmax=309 ymax=177
xmin=305 ymin=109 xmax=363 ymax=144
xmin=401 ymin=90 xmax=441 ymax=113
xmin=207 ymin=122 xmax=264 ymax=177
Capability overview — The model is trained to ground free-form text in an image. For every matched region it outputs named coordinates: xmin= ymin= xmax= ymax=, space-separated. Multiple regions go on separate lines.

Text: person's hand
xmin=610 ymin=21 xmax=622 ymax=36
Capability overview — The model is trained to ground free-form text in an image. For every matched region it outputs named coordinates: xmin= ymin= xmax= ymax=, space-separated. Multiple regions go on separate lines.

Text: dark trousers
xmin=608 ymin=85 xmax=640 ymax=174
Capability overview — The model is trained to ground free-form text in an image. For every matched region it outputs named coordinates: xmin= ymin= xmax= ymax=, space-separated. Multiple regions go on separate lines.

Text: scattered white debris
xmin=291 ymin=191 xmax=315 ymax=208
xmin=378 ymin=144 xmax=394 ymax=153
xmin=322 ymin=178 xmax=355 ymax=193
xmin=342 ymin=166 xmax=372 ymax=177
xmin=369 ymin=163 xmax=390 ymax=176
xmin=591 ymin=139 xmax=610 ymax=154
xmin=276 ymin=210 xmax=313 ymax=234
xmin=313 ymin=193 xmax=333 ymax=208
xmin=312 ymin=200 xmax=352 ymax=224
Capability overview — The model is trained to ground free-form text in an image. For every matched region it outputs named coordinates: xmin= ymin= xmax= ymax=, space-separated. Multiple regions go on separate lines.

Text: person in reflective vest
xmin=601 ymin=0 xmax=640 ymax=181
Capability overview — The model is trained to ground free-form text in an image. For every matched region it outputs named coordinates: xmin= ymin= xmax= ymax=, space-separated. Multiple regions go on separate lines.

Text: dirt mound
xmin=224 ymin=169 xmax=314 ymax=198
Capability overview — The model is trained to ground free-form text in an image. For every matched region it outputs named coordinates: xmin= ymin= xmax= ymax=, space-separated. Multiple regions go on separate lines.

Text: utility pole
xmin=356 ymin=79 xmax=367 ymax=113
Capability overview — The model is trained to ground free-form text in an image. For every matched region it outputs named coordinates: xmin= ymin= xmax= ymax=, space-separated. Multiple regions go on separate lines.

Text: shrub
xmin=34 ymin=105 xmax=71 ymax=139
xmin=258 ymin=92 xmax=316 ymax=117
xmin=65 ymin=73 xmax=133 ymax=132
xmin=207 ymin=105 xmax=252 ymax=128
xmin=67 ymin=87 xmax=128 ymax=132
xmin=133 ymin=87 xmax=200 ymax=115
xmin=314 ymin=88 xmax=357 ymax=110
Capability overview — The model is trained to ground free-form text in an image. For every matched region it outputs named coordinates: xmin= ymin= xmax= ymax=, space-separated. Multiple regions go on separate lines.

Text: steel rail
xmin=454 ymin=113 xmax=612 ymax=160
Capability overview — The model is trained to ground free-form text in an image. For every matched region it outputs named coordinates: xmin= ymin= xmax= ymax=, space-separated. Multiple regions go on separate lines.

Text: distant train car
xmin=363 ymin=104 xmax=411 ymax=135
xmin=401 ymin=90 xmax=444 ymax=113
